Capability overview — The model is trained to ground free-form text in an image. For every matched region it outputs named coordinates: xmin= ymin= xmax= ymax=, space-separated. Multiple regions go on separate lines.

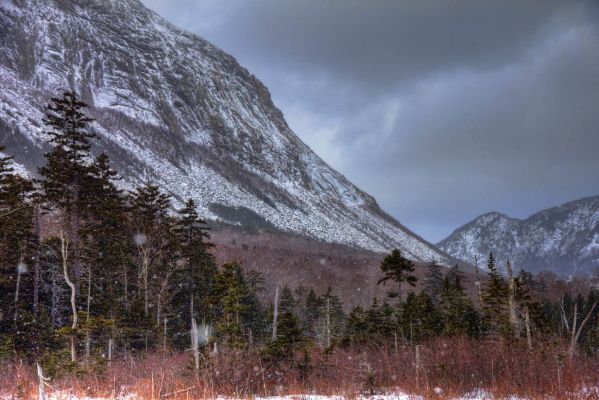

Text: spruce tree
xmin=128 ymin=183 xmax=172 ymax=319
xmin=80 ymin=154 xmax=129 ymax=356
xmin=318 ymin=286 xmax=345 ymax=347
xmin=343 ymin=306 xmax=368 ymax=347
xmin=36 ymin=92 xmax=97 ymax=361
xmin=0 ymin=145 xmax=36 ymax=355
xmin=38 ymin=91 xmax=96 ymax=298
xmin=481 ymin=253 xmax=510 ymax=337
xmin=171 ymin=198 xmax=216 ymax=349
xmin=424 ymin=259 xmax=444 ymax=305
xmin=377 ymin=249 xmax=417 ymax=300
xmin=303 ymin=288 xmax=322 ymax=340
xmin=399 ymin=292 xmax=442 ymax=343
xmin=266 ymin=296 xmax=307 ymax=361
xmin=211 ymin=262 xmax=258 ymax=349
xmin=439 ymin=266 xmax=480 ymax=337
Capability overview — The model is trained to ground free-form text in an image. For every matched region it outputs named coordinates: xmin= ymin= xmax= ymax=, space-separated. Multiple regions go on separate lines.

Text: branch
xmin=0 ymin=206 xmax=26 ymax=218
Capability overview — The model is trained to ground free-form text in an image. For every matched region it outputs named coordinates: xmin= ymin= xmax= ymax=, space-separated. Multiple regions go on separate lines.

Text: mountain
xmin=438 ymin=196 xmax=599 ymax=276
xmin=0 ymin=0 xmax=452 ymax=263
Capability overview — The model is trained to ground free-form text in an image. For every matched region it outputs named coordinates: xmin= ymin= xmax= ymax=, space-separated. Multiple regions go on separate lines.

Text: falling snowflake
xmin=17 ymin=262 xmax=27 ymax=274
xmin=133 ymin=233 xmax=147 ymax=246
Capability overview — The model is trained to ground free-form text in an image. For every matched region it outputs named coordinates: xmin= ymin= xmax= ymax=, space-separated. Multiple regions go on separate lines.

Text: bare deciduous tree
xmin=569 ymin=302 xmax=597 ymax=360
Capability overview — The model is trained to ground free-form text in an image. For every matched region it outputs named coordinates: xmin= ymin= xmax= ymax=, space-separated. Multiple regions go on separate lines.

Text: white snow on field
xmin=7 ymin=387 xmax=594 ymax=400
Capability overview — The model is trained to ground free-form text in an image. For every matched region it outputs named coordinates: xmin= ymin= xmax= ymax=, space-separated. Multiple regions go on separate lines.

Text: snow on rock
xmin=438 ymin=196 xmax=599 ymax=275
xmin=0 ymin=0 xmax=451 ymax=263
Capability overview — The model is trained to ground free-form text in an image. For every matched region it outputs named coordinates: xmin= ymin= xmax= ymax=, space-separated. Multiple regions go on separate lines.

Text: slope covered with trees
xmin=1 ymin=92 xmax=598 ymax=398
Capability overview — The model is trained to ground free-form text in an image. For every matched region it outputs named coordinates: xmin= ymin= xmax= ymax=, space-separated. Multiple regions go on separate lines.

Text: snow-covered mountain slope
xmin=438 ymin=196 xmax=599 ymax=276
xmin=0 ymin=0 xmax=452 ymax=262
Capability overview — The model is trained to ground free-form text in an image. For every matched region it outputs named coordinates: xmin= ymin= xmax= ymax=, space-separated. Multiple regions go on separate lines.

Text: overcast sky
xmin=143 ymin=0 xmax=599 ymax=243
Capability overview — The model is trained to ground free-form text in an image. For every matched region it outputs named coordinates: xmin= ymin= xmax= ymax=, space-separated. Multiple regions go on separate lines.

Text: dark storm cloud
xmin=143 ymin=0 xmax=599 ymax=242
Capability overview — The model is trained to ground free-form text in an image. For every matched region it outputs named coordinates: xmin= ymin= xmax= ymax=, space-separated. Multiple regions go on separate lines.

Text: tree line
xmin=0 ymin=91 xmax=597 ymax=376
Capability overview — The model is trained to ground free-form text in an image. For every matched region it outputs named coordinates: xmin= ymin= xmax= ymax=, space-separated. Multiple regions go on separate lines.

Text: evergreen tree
xmin=81 ymin=154 xmax=129 ymax=316
xmin=481 ymin=253 xmax=510 ymax=337
xmin=399 ymin=292 xmax=442 ymax=343
xmin=171 ymin=199 xmax=216 ymax=349
xmin=424 ymin=259 xmax=444 ymax=305
xmin=128 ymin=183 xmax=172 ymax=320
xmin=265 ymin=301 xmax=307 ymax=361
xmin=38 ymin=91 xmax=96 ymax=298
xmin=377 ymin=249 xmax=417 ymax=299
xmin=343 ymin=306 xmax=369 ymax=347
xmin=211 ymin=262 xmax=260 ymax=349
xmin=0 ymin=145 xmax=36 ymax=356
xmin=279 ymin=286 xmax=297 ymax=314
xmin=303 ymin=288 xmax=322 ymax=340
xmin=513 ymin=270 xmax=548 ymax=348
xmin=364 ymin=298 xmax=396 ymax=342
xmin=318 ymin=286 xmax=345 ymax=347
xmin=439 ymin=266 xmax=480 ymax=337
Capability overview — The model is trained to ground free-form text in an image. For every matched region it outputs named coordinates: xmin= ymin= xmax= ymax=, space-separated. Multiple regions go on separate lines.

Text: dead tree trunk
xmin=524 ymin=305 xmax=533 ymax=351
xmin=190 ymin=297 xmax=200 ymax=370
xmin=156 ymin=272 xmax=172 ymax=326
xmin=70 ymin=182 xmax=82 ymax=297
xmin=559 ymin=297 xmax=570 ymax=335
xmin=108 ymin=338 xmax=114 ymax=363
xmin=123 ymin=258 xmax=129 ymax=312
xmin=569 ymin=302 xmax=597 ymax=360
xmin=272 ymin=286 xmax=279 ymax=340
xmin=14 ymin=254 xmax=24 ymax=325
xmin=85 ymin=265 xmax=92 ymax=362
xmin=61 ymin=231 xmax=78 ymax=362
xmin=474 ymin=256 xmax=483 ymax=309
xmin=506 ymin=260 xmax=519 ymax=337
xmin=33 ymin=206 xmax=41 ymax=322
xmin=163 ymin=317 xmax=167 ymax=353
xmin=326 ymin=298 xmax=331 ymax=348
xmin=142 ymin=249 xmax=150 ymax=317
xmin=37 ymin=363 xmax=49 ymax=400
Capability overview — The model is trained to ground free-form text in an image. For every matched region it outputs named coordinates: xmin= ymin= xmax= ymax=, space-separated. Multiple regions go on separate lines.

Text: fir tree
xmin=439 ymin=266 xmax=480 ymax=337
xmin=424 ymin=259 xmax=444 ymax=305
xmin=211 ymin=262 xmax=259 ymax=349
xmin=265 ymin=303 xmax=307 ymax=362
xmin=38 ymin=91 xmax=97 ymax=298
xmin=128 ymin=183 xmax=172 ymax=319
xmin=171 ymin=199 xmax=216 ymax=349
xmin=481 ymin=253 xmax=510 ymax=337
xmin=0 ymin=145 xmax=36 ymax=355
xmin=318 ymin=286 xmax=345 ymax=347
xmin=399 ymin=292 xmax=442 ymax=343
xmin=303 ymin=288 xmax=322 ymax=340
xmin=377 ymin=249 xmax=417 ymax=300
xmin=343 ymin=306 xmax=368 ymax=347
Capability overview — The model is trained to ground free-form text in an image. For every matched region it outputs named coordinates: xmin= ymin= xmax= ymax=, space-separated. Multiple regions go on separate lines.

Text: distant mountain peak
xmin=438 ymin=195 xmax=599 ymax=275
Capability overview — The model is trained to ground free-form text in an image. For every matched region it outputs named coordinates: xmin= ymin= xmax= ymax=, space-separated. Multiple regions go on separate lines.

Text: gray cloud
xmin=143 ymin=0 xmax=599 ymax=242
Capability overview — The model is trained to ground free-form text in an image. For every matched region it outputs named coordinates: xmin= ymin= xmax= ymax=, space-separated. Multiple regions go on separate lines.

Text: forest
xmin=1 ymin=91 xmax=598 ymax=398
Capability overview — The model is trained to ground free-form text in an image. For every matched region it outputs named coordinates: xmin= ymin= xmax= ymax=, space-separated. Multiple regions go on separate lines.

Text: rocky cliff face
xmin=438 ymin=196 xmax=599 ymax=276
xmin=0 ymin=0 xmax=451 ymax=262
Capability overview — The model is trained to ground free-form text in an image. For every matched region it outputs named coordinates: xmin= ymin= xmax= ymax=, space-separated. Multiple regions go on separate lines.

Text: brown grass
xmin=1 ymin=337 xmax=598 ymax=399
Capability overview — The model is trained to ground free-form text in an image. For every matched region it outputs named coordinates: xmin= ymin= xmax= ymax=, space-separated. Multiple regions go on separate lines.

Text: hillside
xmin=0 ymin=0 xmax=451 ymax=263
xmin=438 ymin=195 xmax=599 ymax=275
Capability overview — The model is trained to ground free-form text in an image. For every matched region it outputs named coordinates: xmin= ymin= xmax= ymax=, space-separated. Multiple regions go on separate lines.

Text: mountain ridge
xmin=438 ymin=195 xmax=599 ymax=275
xmin=0 ymin=0 xmax=453 ymax=263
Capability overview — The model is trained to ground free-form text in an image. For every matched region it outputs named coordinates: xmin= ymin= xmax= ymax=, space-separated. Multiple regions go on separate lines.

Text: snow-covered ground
xmin=8 ymin=387 xmax=598 ymax=400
